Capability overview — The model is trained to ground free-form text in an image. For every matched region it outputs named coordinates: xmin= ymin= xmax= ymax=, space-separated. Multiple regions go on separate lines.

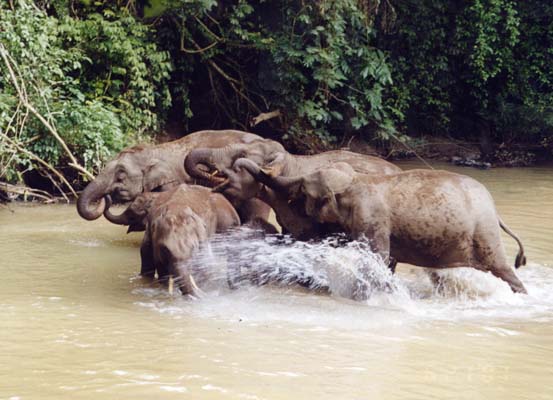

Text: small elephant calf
xmin=235 ymin=159 xmax=528 ymax=296
xmin=104 ymin=185 xmax=240 ymax=296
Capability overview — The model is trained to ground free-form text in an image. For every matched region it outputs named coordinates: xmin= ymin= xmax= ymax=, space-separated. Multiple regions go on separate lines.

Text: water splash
xmin=132 ymin=227 xmax=553 ymax=327
xmin=188 ymin=227 xmax=407 ymax=301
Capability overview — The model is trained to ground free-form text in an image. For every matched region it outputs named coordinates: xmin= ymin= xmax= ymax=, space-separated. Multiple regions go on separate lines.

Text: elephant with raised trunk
xmin=104 ymin=185 xmax=240 ymax=296
xmin=76 ymin=129 xmax=270 ymax=226
xmin=234 ymin=158 xmax=528 ymax=295
xmin=185 ymin=139 xmax=401 ymax=239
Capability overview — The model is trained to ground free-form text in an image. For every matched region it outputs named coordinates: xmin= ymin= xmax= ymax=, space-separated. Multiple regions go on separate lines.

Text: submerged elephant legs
xmin=487 ymin=264 xmax=527 ymax=293
xmin=358 ymin=223 xmax=528 ymax=296
xmin=139 ymin=235 xmax=156 ymax=279
xmin=426 ymin=262 xmax=527 ymax=294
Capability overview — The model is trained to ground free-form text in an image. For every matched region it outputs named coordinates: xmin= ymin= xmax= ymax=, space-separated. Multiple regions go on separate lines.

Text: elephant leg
xmin=388 ymin=257 xmax=397 ymax=274
xmin=140 ymin=235 xmax=155 ymax=279
xmin=425 ymin=269 xmax=447 ymax=293
xmin=472 ymin=227 xmax=527 ymax=294
xmin=238 ymin=199 xmax=273 ymax=225
xmin=353 ymin=228 xmax=391 ymax=300
xmin=437 ymin=261 xmax=527 ymax=294
xmin=428 ymin=270 xmax=440 ymax=285
xmin=371 ymin=236 xmax=391 ymax=265
xmin=487 ymin=264 xmax=527 ymax=294
xmin=157 ymin=267 xmax=169 ymax=282
xmin=156 ymin=263 xmax=170 ymax=282
xmin=246 ymin=217 xmax=279 ymax=234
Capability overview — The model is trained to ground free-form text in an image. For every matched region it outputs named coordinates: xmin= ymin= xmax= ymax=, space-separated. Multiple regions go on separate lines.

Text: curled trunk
xmin=185 ymin=146 xmax=244 ymax=185
xmin=234 ymin=158 xmax=300 ymax=193
xmin=102 ymin=195 xmax=130 ymax=225
xmin=184 ymin=148 xmax=219 ymax=182
xmin=77 ymin=180 xmax=108 ymax=220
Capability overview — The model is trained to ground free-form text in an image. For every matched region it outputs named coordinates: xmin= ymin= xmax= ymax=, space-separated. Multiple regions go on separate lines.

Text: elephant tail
xmin=499 ymin=217 xmax=526 ymax=269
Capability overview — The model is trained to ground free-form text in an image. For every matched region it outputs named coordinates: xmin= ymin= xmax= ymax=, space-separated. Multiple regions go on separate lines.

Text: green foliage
xmin=0 ymin=1 xmax=172 ymax=189
xmin=491 ymin=1 xmax=553 ymax=145
xmin=3 ymin=0 xmax=553 ymax=198
xmin=157 ymin=0 xmax=396 ymax=147
xmin=57 ymin=13 xmax=173 ymax=136
xmin=381 ymin=0 xmax=553 ymax=149
xmin=268 ymin=0 xmax=395 ymax=144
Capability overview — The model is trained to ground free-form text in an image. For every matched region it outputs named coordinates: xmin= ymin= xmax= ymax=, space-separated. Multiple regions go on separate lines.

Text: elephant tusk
xmin=209 ymin=169 xmax=220 ymax=178
xmin=168 ymin=275 xmax=174 ymax=295
xmin=189 ymin=274 xmax=200 ymax=291
xmin=189 ymin=274 xmax=206 ymax=298
xmin=212 ymin=178 xmax=230 ymax=193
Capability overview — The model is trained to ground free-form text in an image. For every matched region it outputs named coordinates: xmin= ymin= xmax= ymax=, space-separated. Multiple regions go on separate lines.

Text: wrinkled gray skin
xmin=185 ymin=139 xmax=401 ymax=239
xmin=76 ymin=129 xmax=270 ymax=226
xmin=104 ymin=185 xmax=240 ymax=296
xmin=244 ymin=161 xmax=527 ymax=296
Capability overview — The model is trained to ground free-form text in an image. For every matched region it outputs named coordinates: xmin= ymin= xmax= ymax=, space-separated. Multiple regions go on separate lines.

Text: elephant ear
xmin=301 ymin=168 xmax=353 ymax=223
xmin=261 ymin=152 xmax=286 ymax=177
xmin=143 ymin=160 xmax=176 ymax=192
xmin=302 ymin=167 xmax=353 ymax=199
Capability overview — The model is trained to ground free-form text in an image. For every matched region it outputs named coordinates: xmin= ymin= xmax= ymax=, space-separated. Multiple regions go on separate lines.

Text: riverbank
xmin=344 ymin=135 xmax=551 ymax=169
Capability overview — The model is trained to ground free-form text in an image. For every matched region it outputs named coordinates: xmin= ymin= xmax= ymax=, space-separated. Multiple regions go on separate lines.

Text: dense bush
xmin=381 ymin=0 xmax=553 ymax=152
xmin=153 ymin=0 xmax=396 ymax=149
xmin=148 ymin=0 xmax=553 ymax=151
xmin=0 ymin=1 xmax=171 ymax=190
xmin=2 ymin=0 xmax=553 ymax=198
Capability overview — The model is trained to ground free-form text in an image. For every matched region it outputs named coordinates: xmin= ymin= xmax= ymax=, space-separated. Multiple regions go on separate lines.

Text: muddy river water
xmin=1 ymin=161 xmax=552 ymax=399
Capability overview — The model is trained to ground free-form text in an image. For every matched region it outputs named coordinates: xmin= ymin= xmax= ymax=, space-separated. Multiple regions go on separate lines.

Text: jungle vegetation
xmin=1 ymin=0 xmax=553 ymax=199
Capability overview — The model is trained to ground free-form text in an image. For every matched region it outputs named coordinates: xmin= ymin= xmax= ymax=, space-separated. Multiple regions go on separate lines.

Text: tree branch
xmin=250 ymin=110 xmax=282 ymax=127
xmin=0 ymin=132 xmax=76 ymax=199
xmin=0 ymin=44 xmax=94 ymax=182
xmin=0 ymin=182 xmax=56 ymax=203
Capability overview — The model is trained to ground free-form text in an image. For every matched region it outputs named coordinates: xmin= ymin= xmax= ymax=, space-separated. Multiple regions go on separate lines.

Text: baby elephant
xmin=104 ymin=185 xmax=240 ymax=296
xmin=234 ymin=159 xmax=527 ymax=295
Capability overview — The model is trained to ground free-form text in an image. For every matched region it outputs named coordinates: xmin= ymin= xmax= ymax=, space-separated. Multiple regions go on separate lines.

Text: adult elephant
xmin=185 ymin=138 xmax=400 ymax=184
xmin=234 ymin=159 xmax=528 ymax=296
xmin=76 ymin=129 xmax=270 ymax=225
xmin=185 ymin=139 xmax=401 ymax=239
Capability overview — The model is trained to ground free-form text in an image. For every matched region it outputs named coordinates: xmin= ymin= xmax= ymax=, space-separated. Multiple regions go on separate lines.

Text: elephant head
xmin=77 ymin=146 xmax=177 ymax=220
xmin=231 ymin=158 xmax=354 ymax=224
xmin=184 ymin=139 xmax=286 ymax=185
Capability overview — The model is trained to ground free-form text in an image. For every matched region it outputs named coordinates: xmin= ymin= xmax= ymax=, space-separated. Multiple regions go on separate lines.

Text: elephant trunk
xmin=77 ymin=179 xmax=108 ymax=220
xmin=102 ymin=195 xmax=131 ymax=225
xmin=184 ymin=148 xmax=219 ymax=182
xmin=234 ymin=158 xmax=300 ymax=194
xmin=185 ymin=146 xmax=247 ymax=185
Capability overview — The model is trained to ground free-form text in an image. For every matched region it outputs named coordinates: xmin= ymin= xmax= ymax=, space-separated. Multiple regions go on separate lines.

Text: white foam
xmin=131 ymin=227 xmax=553 ymax=330
xmin=159 ymin=385 xmax=188 ymax=393
xmin=202 ymin=384 xmax=228 ymax=393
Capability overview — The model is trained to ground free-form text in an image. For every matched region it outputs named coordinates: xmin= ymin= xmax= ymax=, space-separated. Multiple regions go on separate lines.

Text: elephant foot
xmin=140 ymin=271 xmax=156 ymax=280
xmin=488 ymin=265 xmax=528 ymax=294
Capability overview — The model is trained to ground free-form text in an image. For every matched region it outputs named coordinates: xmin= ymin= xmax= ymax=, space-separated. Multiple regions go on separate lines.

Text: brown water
xmin=1 ymin=161 xmax=552 ymax=400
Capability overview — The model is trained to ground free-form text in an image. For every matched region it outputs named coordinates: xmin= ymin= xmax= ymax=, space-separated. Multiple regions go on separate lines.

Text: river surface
xmin=1 ymin=161 xmax=552 ymax=399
